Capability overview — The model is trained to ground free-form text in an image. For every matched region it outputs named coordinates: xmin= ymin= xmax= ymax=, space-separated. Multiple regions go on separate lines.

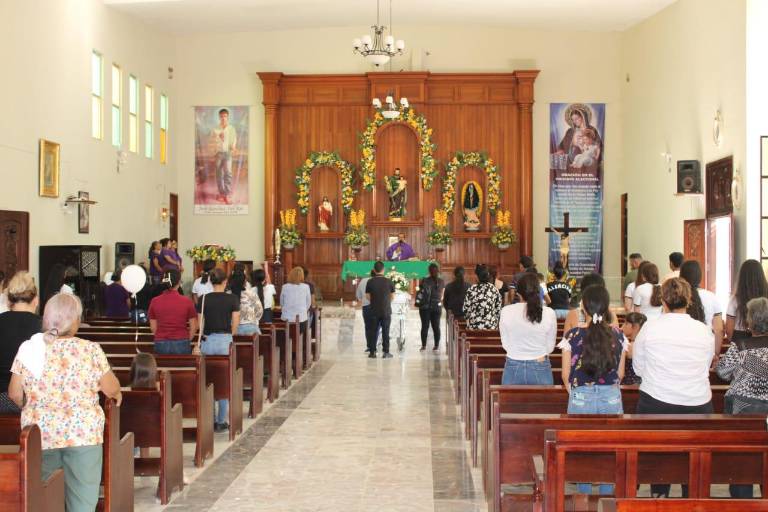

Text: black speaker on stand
xmin=677 ymin=160 xmax=702 ymax=194
xmin=114 ymin=242 xmax=135 ymax=271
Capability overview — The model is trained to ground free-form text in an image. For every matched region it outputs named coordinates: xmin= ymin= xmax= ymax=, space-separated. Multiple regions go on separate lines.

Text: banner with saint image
xmin=194 ymin=106 xmax=249 ymax=215
xmin=548 ymin=103 xmax=605 ymax=278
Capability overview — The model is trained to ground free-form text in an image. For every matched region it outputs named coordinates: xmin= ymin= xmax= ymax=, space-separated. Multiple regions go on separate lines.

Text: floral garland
xmin=441 ymin=151 xmax=501 ymax=214
xmin=359 ymin=106 xmax=436 ymax=191
xmin=295 ymin=151 xmax=356 ymax=215
xmin=186 ymin=244 xmax=237 ymax=263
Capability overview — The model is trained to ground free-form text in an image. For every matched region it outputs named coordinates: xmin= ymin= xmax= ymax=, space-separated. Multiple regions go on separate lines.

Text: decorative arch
xmin=441 ymin=151 xmax=501 ymax=214
xmin=295 ymin=151 xmax=356 ymax=215
xmin=359 ymin=106 xmax=436 ymax=191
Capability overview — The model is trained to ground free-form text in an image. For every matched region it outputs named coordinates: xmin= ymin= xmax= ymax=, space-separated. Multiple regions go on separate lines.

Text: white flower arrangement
xmin=385 ymin=269 xmax=411 ymax=293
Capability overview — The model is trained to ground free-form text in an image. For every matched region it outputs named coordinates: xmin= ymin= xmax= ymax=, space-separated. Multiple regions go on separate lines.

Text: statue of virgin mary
xmin=462 ymin=182 xmax=481 ymax=231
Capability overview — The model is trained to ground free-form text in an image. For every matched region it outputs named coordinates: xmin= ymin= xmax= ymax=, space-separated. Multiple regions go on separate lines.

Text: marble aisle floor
xmin=150 ymin=306 xmax=487 ymax=512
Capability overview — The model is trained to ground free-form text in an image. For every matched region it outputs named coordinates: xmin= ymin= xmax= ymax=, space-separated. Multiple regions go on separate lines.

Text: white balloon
xmin=121 ymin=264 xmax=146 ymax=294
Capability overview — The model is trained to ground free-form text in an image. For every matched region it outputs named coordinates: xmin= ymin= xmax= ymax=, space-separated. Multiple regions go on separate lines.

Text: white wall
xmin=621 ymin=0 xmax=747 ymax=273
xmin=172 ymin=25 xmax=625 ymax=291
xmin=0 ymin=0 xmax=176 ymax=283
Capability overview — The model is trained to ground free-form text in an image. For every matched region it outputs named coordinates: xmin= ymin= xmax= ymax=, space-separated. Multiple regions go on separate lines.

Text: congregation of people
xmin=0 ymin=242 xmax=318 ymax=511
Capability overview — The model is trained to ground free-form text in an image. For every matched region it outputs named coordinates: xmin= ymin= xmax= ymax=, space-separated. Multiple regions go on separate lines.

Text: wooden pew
xmin=119 ymin=370 xmax=183 ymax=505
xmin=255 ymin=330 xmax=280 ymax=402
xmin=232 ymin=334 xmax=265 ymax=417
xmin=0 ymin=399 xmax=134 ymax=512
xmin=482 ymin=385 xmax=730 ymax=502
xmin=598 ymin=498 xmax=768 ymax=512
xmin=489 ymin=413 xmax=766 ymax=512
xmin=263 ymin=321 xmax=296 ymax=387
xmin=110 ymin=355 xmax=214 ymax=467
xmin=204 ymin=344 xmax=244 ymax=440
xmin=309 ymin=306 xmax=322 ymax=362
xmin=0 ymin=425 xmax=65 ymax=512
xmin=539 ymin=429 xmax=768 ymax=512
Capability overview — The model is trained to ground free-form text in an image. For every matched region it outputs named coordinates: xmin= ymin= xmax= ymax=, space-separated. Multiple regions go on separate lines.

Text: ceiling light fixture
xmin=372 ymin=94 xmax=409 ymax=119
xmin=352 ymin=0 xmax=404 ymax=67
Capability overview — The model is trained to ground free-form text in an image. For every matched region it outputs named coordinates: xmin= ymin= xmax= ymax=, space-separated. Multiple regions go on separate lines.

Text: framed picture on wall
xmin=38 ymin=139 xmax=60 ymax=198
xmin=78 ymin=191 xmax=90 ymax=234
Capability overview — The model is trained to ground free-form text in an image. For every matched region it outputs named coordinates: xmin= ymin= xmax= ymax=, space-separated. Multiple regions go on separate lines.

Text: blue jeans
xmin=501 ymin=358 xmax=553 ymax=385
xmin=201 ymin=333 xmax=232 ymax=424
xmin=154 ymin=339 xmax=192 ymax=354
xmin=237 ymin=323 xmax=260 ymax=335
xmin=554 ymin=309 xmax=570 ymax=320
xmin=569 ymin=385 xmax=622 ymax=495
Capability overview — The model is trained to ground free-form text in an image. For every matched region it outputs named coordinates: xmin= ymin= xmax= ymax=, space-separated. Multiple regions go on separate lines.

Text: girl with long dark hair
xmin=499 ymin=273 xmax=557 ymax=385
xmin=418 ymin=263 xmax=445 ymax=351
xmin=443 ymin=266 xmax=470 ymax=320
xmin=633 ymin=262 xmax=662 ymax=319
xmin=680 ymin=260 xmax=724 ymax=353
xmin=726 ymin=259 xmax=768 ymax=341
xmin=230 ymin=266 xmax=263 ymax=335
xmin=624 ymin=261 xmax=649 ymax=312
xmin=42 ymin=263 xmax=72 ymax=307
xmin=252 ymin=268 xmax=276 ymax=323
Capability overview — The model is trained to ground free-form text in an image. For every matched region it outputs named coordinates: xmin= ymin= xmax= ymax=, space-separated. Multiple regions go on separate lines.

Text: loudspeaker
xmin=677 ymin=160 xmax=702 ymax=194
xmin=114 ymin=242 xmax=135 ymax=271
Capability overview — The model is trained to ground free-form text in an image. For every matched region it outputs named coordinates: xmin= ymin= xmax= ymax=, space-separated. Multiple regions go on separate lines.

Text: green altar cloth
xmin=341 ymin=260 xmax=432 ymax=281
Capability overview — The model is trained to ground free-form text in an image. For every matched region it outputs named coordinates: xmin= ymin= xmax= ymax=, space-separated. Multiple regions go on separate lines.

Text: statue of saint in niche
xmin=385 ymin=168 xmax=407 ymax=220
xmin=317 ymin=196 xmax=333 ymax=232
xmin=462 ymin=181 xmax=482 ymax=231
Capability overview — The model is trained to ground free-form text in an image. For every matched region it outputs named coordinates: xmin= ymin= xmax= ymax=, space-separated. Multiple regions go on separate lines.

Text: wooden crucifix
xmin=545 ymin=212 xmax=589 ymax=270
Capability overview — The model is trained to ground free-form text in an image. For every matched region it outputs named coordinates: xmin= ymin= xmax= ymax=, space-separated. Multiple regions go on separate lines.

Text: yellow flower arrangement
xmin=279 ymin=208 xmax=302 ymax=247
xmin=441 ymin=151 xmax=501 ymax=214
xmin=359 ymin=105 xmax=437 ymax=191
xmin=295 ymin=151 xmax=357 ymax=215
xmin=344 ymin=208 xmax=370 ymax=247
xmin=491 ymin=209 xmax=517 ymax=249
xmin=427 ymin=208 xmax=452 ymax=247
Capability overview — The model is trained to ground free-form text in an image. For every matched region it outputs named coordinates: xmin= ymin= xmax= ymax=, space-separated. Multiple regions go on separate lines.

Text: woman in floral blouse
xmin=8 ymin=293 xmax=122 ymax=512
xmin=463 ymin=264 xmax=502 ymax=330
xmin=229 ymin=268 xmax=263 ymax=335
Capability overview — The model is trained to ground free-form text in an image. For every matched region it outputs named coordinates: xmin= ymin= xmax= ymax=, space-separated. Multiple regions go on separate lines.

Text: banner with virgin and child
xmin=549 ymin=103 xmax=605 ymax=278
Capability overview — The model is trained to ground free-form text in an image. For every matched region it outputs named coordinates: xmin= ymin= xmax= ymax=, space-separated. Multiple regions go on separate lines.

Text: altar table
xmin=340 ymin=260 xmax=432 ymax=281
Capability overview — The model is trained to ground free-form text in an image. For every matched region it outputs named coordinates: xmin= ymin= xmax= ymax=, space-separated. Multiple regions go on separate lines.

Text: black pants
xmin=419 ymin=307 xmax=442 ymax=348
xmin=367 ymin=314 xmax=391 ymax=354
xmin=636 ymin=391 xmax=713 ymax=497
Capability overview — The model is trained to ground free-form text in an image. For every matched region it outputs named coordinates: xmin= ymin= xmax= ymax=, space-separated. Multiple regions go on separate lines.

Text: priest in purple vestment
xmin=386 ymin=233 xmax=416 ymax=261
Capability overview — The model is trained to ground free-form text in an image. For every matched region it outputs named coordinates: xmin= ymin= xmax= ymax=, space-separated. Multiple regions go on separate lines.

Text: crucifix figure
xmin=545 ymin=212 xmax=589 ymax=270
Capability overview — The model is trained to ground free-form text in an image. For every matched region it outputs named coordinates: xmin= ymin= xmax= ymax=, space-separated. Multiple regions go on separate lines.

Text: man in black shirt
xmin=365 ymin=261 xmax=395 ymax=358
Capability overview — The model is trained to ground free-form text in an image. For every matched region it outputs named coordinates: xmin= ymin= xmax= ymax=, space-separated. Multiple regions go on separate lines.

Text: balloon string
xmin=134 ymin=293 xmax=140 ymax=354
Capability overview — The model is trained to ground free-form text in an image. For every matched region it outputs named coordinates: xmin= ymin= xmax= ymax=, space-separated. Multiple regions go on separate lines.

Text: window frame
xmin=91 ymin=51 xmax=103 ymax=140
xmin=111 ymin=63 xmax=123 ymax=148
xmin=144 ymin=84 xmax=154 ymax=159
xmin=128 ymin=74 xmax=138 ymax=153
xmin=160 ymin=93 xmax=168 ymax=165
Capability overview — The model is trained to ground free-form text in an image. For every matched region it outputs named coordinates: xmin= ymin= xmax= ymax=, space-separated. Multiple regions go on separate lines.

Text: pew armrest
xmin=116 ymin=431 xmax=135 ymax=512
xmin=43 ymin=468 xmax=66 ymax=512
xmin=531 ymin=454 xmax=545 ymax=499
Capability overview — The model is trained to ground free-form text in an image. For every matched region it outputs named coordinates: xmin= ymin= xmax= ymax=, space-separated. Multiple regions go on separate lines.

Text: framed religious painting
xmin=38 ymin=139 xmax=60 ymax=198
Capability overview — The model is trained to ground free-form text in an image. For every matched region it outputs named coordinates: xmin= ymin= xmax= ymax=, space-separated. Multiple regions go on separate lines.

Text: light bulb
xmin=361 ymin=35 xmax=372 ymax=47
xmin=353 ymin=38 xmax=362 ymax=49
xmin=395 ymin=39 xmax=405 ymax=50
xmin=385 ymin=35 xmax=394 ymax=47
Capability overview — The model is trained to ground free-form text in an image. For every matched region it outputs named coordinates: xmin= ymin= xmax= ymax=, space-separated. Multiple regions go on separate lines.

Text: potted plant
xmin=491 ymin=210 xmax=518 ymax=251
xmin=427 ymin=209 xmax=452 ymax=252
xmin=279 ymin=209 xmax=302 ymax=250
xmin=343 ymin=209 xmax=370 ymax=252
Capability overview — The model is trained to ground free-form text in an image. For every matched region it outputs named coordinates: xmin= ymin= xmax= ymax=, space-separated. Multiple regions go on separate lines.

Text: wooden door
xmin=620 ymin=193 xmax=628 ymax=277
xmin=169 ymin=193 xmax=178 ymax=241
xmin=0 ymin=210 xmax=30 ymax=279
xmin=684 ymin=219 xmax=707 ymax=289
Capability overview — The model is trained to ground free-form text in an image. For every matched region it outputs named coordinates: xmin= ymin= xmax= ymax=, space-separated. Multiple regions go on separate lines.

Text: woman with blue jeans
xmin=199 ymin=268 xmax=240 ymax=433
xmin=560 ymin=284 xmax=626 ymax=496
xmin=499 ymin=273 xmax=557 ymax=385
xmin=148 ymin=269 xmax=198 ymax=355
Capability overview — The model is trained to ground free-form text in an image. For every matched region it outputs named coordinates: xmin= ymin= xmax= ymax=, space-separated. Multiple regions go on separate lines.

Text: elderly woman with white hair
xmin=8 ymin=293 xmax=122 ymax=512
xmin=716 ymin=296 xmax=768 ymax=499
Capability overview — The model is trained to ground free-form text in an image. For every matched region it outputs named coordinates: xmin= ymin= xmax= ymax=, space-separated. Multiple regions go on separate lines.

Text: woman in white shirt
xmin=624 ymin=261 xmax=649 ymax=312
xmin=633 ymin=262 xmax=662 ymax=319
xmin=280 ymin=267 xmax=312 ymax=335
xmin=499 ymin=273 xmax=557 ymax=385
xmin=679 ymin=260 xmax=724 ymax=354
xmin=253 ymin=268 xmax=276 ymax=323
xmin=726 ymin=259 xmax=768 ymax=341
xmin=192 ymin=260 xmax=216 ymax=305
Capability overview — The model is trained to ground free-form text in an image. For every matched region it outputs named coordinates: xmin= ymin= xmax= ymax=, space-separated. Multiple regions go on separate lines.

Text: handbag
xmin=415 ymin=279 xmax=433 ymax=309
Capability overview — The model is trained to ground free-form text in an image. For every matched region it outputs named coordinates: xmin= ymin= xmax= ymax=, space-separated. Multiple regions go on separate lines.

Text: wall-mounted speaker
xmin=114 ymin=242 xmax=135 ymax=271
xmin=677 ymin=160 xmax=702 ymax=194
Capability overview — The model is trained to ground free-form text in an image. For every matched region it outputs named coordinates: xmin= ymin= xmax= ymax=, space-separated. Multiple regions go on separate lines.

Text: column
xmin=258 ymin=72 xmax=282 ymax=261
xmin=514 ymin=70 xmax=540 ymax=257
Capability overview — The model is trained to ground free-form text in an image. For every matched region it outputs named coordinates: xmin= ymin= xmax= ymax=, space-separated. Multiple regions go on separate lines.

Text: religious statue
xmin=385 ymin=168 xmax=407 ymax=220
xmin=317 ymin=196 xmax=333 ymax=232
xmin=545 ymin=212 xmax=589 ymax=271
xmin=386 ymin=232 xmax=416 ymax=261
xmin=550 ymin=228 xmax=571 ymax=269
xmin=462 ymin=181 xmax=482 ymax=232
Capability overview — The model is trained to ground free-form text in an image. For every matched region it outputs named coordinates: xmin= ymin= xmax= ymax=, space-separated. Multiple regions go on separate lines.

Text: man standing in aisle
xmin=365 ymin=261 xmax=395 ymax=358
xmin=622 ymin=253 xmax=643 ymax=293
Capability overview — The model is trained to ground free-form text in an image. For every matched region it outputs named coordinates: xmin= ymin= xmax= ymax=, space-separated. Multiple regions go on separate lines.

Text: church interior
xmin=2 ymin=0 xmax=768 ymax=511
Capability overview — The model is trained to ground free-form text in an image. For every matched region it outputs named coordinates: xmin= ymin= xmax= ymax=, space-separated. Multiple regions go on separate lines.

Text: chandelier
xmin=372 ymin=94 xmax=409 ymax=119
xmin=352 ymin=0 xmax=405 ymax=67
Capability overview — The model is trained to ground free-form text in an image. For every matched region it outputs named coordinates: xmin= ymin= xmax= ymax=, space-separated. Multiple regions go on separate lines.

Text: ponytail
xmin=252 ymin=269 xmax=266 ymax=306
xmin=650 ymin=284 xmax=663 ymax=308
xmin=680 ymin=260 xmax=705 ymax=323
xmin=687 ymin=286 xmax=705 ymax=322
xmin=518 ymin=273 xmax=543 ymax=323
xmin=580 ymin=285 xmax=617 ymax=377
xmin=200 ymin=259 xmax=216 ymax=284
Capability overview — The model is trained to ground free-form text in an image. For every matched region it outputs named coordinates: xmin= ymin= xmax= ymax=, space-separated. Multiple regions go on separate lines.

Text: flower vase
xmin=496 ymin=243 xmax=510 ymax=252
xmin=433 ymin=244 xmax=446 ymax=252
xmin=283 ymin=243 xmax=295 ymax=251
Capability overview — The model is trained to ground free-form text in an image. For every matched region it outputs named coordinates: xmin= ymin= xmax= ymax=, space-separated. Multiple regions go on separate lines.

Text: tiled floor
xmin=137 ymin=306 xmax=487 ymax=512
